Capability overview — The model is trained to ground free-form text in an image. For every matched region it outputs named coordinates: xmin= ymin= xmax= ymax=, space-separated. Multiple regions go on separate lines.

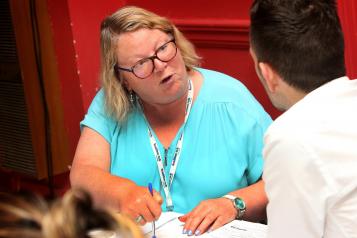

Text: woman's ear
xmin=258 ymin=62 xmax=279 ymax=93
xmin=122 ymin=77 xmax=131 ymax=91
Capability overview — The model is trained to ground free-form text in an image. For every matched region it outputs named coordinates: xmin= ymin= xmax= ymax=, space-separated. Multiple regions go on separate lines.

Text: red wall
xmin=46 ymin=0 xmax=83 ymax=159
xmin=66 ymin=0 xmax=125 ymax=109
xmin=338 ymin=0 xmax=357 ymax=78
xmin=46 ymin=0 xmax=126 ymax=159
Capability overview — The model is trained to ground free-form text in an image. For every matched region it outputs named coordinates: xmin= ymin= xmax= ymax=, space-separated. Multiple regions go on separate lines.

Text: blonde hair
xmin=100 ymin=6 xmax=201 ymax=122
xmin=0 ymin=189 xmax=143 ymax=238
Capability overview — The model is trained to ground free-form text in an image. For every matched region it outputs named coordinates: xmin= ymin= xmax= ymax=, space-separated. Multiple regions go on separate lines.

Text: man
xmin=249 ymin=0 xmax=357 ymax=237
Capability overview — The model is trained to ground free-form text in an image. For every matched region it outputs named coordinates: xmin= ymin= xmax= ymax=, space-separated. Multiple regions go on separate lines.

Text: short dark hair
xmin=250 ymin=0 xmax=346 ymax=93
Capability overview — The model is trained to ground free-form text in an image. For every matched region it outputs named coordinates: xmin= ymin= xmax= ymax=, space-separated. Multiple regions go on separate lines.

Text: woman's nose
xmin=153 ymin=58 xmax=167 ymax=72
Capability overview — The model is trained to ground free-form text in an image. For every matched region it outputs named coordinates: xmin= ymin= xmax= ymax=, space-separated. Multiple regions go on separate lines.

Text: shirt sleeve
xmin=263 ymin=131 xmax=334 ymax=238
xmin=80 ymin=89 xmax=117 ymax=143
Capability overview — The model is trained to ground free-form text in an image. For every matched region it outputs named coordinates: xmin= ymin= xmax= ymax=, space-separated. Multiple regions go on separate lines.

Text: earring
xmin=129 ymin=90 xmax=135 ymax=104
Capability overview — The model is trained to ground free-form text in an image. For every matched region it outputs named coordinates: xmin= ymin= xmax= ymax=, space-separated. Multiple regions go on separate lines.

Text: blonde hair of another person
xmin=100 ymin=6 xmax=201 ymax=122
xmin=0 ymin=189 xmax=143 ymax=238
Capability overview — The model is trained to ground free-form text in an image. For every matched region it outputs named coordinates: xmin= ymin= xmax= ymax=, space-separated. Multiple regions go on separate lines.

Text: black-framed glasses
xmin=115 ymin=39 xmax=177 ymax=79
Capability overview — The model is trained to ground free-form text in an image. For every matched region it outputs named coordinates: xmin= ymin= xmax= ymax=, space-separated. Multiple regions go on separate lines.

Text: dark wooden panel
xmin=0 ymin=0 xmax=37 ymax=177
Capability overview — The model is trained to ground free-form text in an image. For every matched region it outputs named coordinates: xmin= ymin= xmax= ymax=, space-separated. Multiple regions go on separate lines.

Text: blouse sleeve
xmin=226 ymin=100 xmax=272 ymax=185
xmin=246 ymin=117 xmax=271 ymax=184
xmin=80 ymin=89 xmax=117 ymax=143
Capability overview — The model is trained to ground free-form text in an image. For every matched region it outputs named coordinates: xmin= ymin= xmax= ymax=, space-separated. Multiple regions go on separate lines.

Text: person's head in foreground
xmin=0 ymin=189 xmax=143 ymax=238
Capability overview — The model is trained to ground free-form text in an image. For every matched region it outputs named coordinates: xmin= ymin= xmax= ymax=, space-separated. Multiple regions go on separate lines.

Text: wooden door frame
xmin=10 ymin=0 xmax=71 ymax=179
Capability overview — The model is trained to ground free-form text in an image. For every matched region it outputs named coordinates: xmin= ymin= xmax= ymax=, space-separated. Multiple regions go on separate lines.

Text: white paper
xmin=142 ymin=211 xmax=184 ymax=236
xmin=204 ymin=220 xmax=267 ymax=238
xmin=142 ymin=212 xmax=267 ymax=238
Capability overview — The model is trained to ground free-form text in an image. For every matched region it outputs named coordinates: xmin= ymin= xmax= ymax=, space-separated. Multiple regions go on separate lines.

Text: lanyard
xmin=141 ymin=79 xmax=194 ymax=210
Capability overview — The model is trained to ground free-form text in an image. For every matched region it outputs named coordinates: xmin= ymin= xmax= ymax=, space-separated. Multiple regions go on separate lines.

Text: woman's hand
xmin=179 ymin=197 xmax=237 ymax=236
xmin=119 ymin=183 xmax=163 ymax=225
xmin=71 ymin=128 xmax=165 ymax=226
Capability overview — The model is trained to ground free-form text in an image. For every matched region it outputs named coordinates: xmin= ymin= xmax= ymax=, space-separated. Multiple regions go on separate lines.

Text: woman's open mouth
xmin=160 ymin=75 xmax=173 ymax=84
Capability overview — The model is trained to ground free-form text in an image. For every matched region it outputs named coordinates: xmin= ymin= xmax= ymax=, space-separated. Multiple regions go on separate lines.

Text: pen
xmin=148 ymin=183 xmax=156 ymax=238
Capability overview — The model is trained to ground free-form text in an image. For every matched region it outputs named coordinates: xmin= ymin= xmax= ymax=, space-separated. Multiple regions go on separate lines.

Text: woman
xmin=70 ymin=6 xmax=272 ymax=236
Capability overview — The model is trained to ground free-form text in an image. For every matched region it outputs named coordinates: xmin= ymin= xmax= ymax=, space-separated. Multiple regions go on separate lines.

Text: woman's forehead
xmin=116 ymin=29 xmax=170 ymax=63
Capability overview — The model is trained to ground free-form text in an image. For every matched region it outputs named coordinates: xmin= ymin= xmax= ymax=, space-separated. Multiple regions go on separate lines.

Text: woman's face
xmin=116 ymin=28 xmax=188 ymax=106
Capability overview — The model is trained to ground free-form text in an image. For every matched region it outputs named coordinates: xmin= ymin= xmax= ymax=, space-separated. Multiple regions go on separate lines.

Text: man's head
xmin=250 ymin=0 xmax=346 ymax=110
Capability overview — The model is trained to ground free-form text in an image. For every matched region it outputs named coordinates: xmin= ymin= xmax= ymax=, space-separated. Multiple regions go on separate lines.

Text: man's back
xmin=263 ymin=77 xmax=357 ymax=238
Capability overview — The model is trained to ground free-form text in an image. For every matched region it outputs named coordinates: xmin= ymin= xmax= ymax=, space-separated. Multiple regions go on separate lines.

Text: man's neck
xmin=284 ymin=87 xmax=307 ymax=110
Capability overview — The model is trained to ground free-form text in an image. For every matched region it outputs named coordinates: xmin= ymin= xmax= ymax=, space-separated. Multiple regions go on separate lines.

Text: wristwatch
xmin=222 ymin=194 xmax=246 ymax=219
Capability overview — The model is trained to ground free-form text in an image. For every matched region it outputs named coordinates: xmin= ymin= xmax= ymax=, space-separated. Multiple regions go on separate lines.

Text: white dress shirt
xmin=263 ymin=77 xmax=357 ymax=238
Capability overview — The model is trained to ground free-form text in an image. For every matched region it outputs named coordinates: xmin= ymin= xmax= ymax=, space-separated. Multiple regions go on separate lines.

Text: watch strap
xmin=222 ymin=194 xmax=236 ymax=200
xmin=222 ymin=194 xmax=246 ymax=219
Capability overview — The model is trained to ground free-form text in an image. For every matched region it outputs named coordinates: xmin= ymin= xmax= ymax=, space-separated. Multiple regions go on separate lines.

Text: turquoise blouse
xmin=81 ymin=68 xmax=272 ymax=213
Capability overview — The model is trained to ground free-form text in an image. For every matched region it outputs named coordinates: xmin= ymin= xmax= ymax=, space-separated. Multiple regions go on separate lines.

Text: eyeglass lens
xmin=133 ymin=40 xmax=177 ymax=79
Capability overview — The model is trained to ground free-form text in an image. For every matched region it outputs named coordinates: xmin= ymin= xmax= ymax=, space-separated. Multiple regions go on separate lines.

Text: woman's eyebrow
xmin=128 ymin=38 xmax=172 ymax=64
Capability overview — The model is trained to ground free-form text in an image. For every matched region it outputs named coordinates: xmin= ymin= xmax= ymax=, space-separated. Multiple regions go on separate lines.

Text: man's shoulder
xmin=265 ymin=104 xmax=312 ymax=142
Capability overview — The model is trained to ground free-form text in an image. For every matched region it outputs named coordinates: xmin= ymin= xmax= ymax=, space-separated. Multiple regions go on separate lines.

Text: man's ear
xmin=258 ymin=62 xmax=279 ymax=93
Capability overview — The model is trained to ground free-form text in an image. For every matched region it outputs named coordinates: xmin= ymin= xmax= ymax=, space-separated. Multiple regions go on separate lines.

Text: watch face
xmin=234 ymin=198 xmax=246 ymax=210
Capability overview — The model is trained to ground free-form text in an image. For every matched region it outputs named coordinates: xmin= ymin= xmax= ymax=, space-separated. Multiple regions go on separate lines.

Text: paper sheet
xmin=141 ymin=212 xmax=267 ymax=238
xmin=204 ymin=220 xmax=267 ymax=238
xmin=142 ymin=211 xmax=184 ymax=236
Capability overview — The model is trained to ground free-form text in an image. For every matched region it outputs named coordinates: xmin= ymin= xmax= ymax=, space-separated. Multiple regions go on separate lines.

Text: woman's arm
xmin=70 ymin=127 xmax=162 ymax=224
xmin=179 ymin=179 xmax=267 ymax=235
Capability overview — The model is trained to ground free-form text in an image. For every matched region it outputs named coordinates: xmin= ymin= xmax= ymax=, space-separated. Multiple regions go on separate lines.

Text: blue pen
xmin=148 ymin=183 xmax=156 ymax=238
